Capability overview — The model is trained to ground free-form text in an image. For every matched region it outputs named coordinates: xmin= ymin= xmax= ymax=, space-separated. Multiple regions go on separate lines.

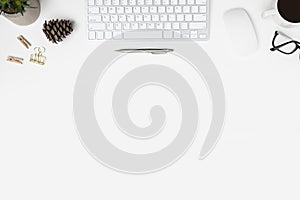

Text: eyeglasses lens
xmin=273 ymin=32 xmax=298 ymax=54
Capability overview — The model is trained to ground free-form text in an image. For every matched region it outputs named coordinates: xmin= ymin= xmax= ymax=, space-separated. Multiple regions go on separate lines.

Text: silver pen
xmin=115 ymin=48 xmax=174 ymax=54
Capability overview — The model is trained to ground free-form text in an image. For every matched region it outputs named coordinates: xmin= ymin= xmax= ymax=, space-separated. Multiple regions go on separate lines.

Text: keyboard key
xmin=107 ymin=23 xmax=114 ymax=30
xmin=139 ymin=23 xmax=147 ymax=29
xmin=187 ymin=0 xmax=194 ymax=4
xmin=113 ymin=32 xmax=123 ymax=39
xmin=160 ymin=14 xmax=168 ymax=21
xmin=171 ymin=0 xmax=178 ymax=5
xmin=88 ymin=0 xmax=95 ymax=5
xmin=150 ymin=6 xmax=158 ymax=13
xmin=100 ymin=7 xmax=107 ymax=13
xmin=191 ymin=6 xmax=198 ymax=13
xmin=136 ymin=15 xmax=143 ymax=21
xmin=133 ymin=7 xmax=141 ymax=13
xmin=154 ymin=0 xmax=161 ymax=4
xmin=169 ymin=14 xmax=176 ymax=21
xmin=146 ymin=0 xmax=153 ymax=5
xmin=181 ymin=22 xmax=188 ymax=29
xmin=163 ymin=31 xmax=173 ymax=38
xmin=89 ymin=23 xmax=106 ymax=30
xmin=182 ymin=34 xmax=190 ymax=38
xmin=177 ymin=14 xmax=184 ymax=21
xmin=156 ymin=22 xmax=163 ymax=29
xmin=199 ymin=5 xmax=206 ymax=13
xmin=179 ymin=0 xmax=186 ymax=5
xmin=142 ymin=7 xmax=149 ymax=13
xmin=193 ymin=14 xmax=206 ymax=21
xmin=127 ymin=15 xmax=135 ymax=21
xmin=189 ymin=22 xmax=206 ymax=29
xmin=131 ymin=23 xmax=139 ymax=29
xmin=196 ymin=0 xmax=206 ymax=4
xmin=120 ymin=0 xmax=127 ymax=4
xmin=164 ymin=22 xmax=172 ymax=29
xmin=124 ymin=31 xmax=163 ymax=39
xmin=97 ymin=31 xmax=104 ymax=39
xmin=191 ymin=30 xmax=197 ymax=35
xmin=183 ymin=6 xmax=190 ymax=13
xmin=89 ymin=7 xmax=99 ymax=14
xmin=175 ymin=6 xmax=182 ymax=13
xmin=96 ymin=0 xmax=103 ymax=5
xmin=123 ymin=23 xmax=130 ymax=29
xmin=172 ymin=22 xmax=180 ymax=29
xmin=166 ymin=6 xmax=174 ymax=13
xmin=111 ymin=15 xmax=118 ymax=21
xmin=129 ymin=0 xmax=136 ymax=4
xmin=199 ymin=34 xmax=206 ymax=39
xmin=185 ymin=14 xmax=192 ymax=21
xmin=109 ymin=7 xmax=116 ymax=13
xmin=144 ymin=15 xmax=151 ymax=21
xmin=102 ymin=15 xmax=110 ymax=22
xmin=147 ymin=23 xmax=155 ymax=29
xmin=174 ymin=31 xmax=181 ymax=38
xmin=112 ymin=0 xmax=120 ymax=5
xmin=105 ymin=31 xmax=112 ymax=39
xmin=89 ymin=31 xmax=96 ymax=39
xmin=89 ymin=15 xmax=102 ymax=22
xmin=104 ymin=0 xmax=111 ymax=5
xmin=115 ymin=23 xmax=122 ymax=29
xmin=125 ymin=7 xmax=133 ymax=13
xmin=162 ymin=0 xmax=169 ymax=5
xmin=158 ymin=6 xmax=166 ymax=13
xmin=117 ymin=7 xmax=124 ymax=13
xmin=152 ymin=14 xmax=159 ymax=21
xmin=119 ymin=15 xmax=126 ymax=21
xmin=137 ymin=0 xmax=145 ymax=5
xmin=191 ymin=34 xmax=197 ymax=38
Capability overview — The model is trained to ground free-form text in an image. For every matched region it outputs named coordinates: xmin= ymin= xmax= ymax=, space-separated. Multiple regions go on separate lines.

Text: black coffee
xmin=278 ymin=0 xmax=300 ymax=23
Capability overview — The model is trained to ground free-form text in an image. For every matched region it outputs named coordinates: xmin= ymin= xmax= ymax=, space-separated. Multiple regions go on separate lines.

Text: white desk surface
xmin=1 ymin=0 xmax=300 ymax=199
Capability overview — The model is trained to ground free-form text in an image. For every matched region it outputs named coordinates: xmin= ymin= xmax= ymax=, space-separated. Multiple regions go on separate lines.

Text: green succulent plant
xmin=0 ymin=0 xmax=31 ymax=15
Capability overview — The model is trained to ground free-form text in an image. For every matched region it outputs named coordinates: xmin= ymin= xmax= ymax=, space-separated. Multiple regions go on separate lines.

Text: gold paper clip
xmin=30 ymin=47 xmax=46 ymax=65
xmin=17 ymin=35 xmax=31 ymax=49
xmin=7 ymin=56 xmax=24 ymax=64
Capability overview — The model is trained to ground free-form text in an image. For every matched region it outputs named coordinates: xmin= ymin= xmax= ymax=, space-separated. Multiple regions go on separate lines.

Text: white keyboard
xmin=87 ymin=0 xmax=210 ymax=40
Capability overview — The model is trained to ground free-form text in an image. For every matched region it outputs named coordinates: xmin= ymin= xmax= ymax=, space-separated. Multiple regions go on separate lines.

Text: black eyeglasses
xmin=270 ymin=31 xmax=300 ymax=55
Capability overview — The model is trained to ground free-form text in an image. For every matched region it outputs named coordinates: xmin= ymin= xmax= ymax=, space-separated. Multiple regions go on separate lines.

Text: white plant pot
xmin=2 ymin=0 xmax=40 ymax=26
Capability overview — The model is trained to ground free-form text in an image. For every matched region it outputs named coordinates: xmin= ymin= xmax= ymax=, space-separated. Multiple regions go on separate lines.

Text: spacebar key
xmin=124 ymin=31 xmax=163 ymax=39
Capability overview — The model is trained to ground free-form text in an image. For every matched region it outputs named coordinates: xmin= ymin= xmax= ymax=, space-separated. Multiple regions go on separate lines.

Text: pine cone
xmin=43 ymin=19 xmax=73 ymax=44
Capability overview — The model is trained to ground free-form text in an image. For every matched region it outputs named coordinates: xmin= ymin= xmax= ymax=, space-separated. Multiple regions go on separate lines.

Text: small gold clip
xmin=30 ymin=47 xmax=46 ymax=65
xmin=7 ymin=56 xmax=24 ymax=64
xmin=17 ymin=35 xmax=31 ymax=49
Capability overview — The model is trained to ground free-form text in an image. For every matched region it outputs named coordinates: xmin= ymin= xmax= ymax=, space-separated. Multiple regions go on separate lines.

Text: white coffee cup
xmin=262 ymin=0 xmax=300 ymax=28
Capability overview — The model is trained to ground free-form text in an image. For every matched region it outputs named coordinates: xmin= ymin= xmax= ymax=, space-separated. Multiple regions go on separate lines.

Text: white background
xmin=1 ymin=0 xmax=300 ymax=199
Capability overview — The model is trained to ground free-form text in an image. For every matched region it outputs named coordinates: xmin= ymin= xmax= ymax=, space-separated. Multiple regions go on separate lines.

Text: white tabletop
xmin=1 ymin=0 xmax=300 ymax=199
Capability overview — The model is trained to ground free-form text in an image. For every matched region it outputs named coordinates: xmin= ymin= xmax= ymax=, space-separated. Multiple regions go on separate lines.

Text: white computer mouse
xmin=223 ymin=8 xmax=259 ymax=56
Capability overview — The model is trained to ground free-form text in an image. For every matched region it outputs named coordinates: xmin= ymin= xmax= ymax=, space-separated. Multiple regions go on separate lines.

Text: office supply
xmin=223 ymin=8 xmax=258 ymax=56
xmin=30 ymin=47 xmax=46 ymax=65
xmin=17 ymin=35 xmax=31 ymax=49
xmin=87 ymin=0 xmax=210 ymax=40
xmin=6 ymin=56 xmax=24 ymax=64
xmin=270 ymin=31 xmax=300 ymax=59
xmin=262 ymin=0 xmax=300 ymax=28
xmin=115 ymin=48 xmax=173 ymax=54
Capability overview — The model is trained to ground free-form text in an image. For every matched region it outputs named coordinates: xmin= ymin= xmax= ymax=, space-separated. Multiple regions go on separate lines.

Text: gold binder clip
xmin=17 ymin=35 xmax=31 ymax=49
xmin=7 ymin=56 xmax=24 ymax=64
xmin=30 ymin=47 xmax=46 ymax=65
